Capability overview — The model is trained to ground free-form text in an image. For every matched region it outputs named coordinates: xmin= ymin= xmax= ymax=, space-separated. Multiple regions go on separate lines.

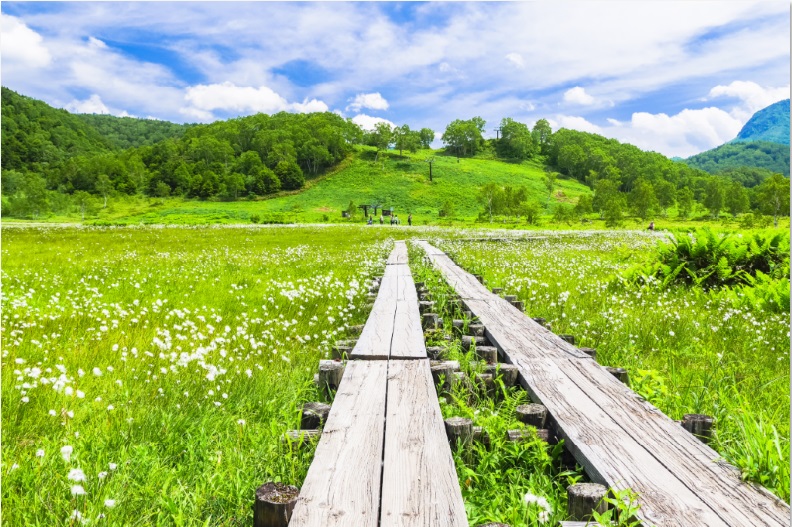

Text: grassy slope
xmin=31 ymin=147 xmax=592 ymax=225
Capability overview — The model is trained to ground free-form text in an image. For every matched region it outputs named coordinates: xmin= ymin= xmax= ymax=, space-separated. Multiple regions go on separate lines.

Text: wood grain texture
xmin=391 ymin=259 xmax=427 ymax=359
xmin=380 ymin=360 xmax=468 ymax=527
xmin=416 ymin=240 xmax=789 ymax=527
xmin=350 ymin=264 xmax=398 ymax=360
xmin=289 ymin=361 xmax=389 ymax=527
xmin=387 ymin=241 xmax=409 ymax=265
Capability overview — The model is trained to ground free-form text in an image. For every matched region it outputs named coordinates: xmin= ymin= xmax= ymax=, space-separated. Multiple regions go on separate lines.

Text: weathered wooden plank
xmin=387 ymin=241 xmax=409 ymax=265
xmin=289 ymin=361 xmax=389 ymax=527
xmin=351 ymin=265 xmax=398 ymax=360
xmin=416 ymin=240 xmax=790 ymax=527
xmin=390 ymin=265 xmax=426 ymax=359
xmin=380 ymin=360 xmax=468 ymax=526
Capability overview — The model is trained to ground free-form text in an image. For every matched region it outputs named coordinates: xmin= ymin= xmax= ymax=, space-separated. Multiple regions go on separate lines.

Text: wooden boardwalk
xmin=289 ymin=242 xmax=467 ymax=527
xmin=416 ymin=240 xmax=789 ymax=527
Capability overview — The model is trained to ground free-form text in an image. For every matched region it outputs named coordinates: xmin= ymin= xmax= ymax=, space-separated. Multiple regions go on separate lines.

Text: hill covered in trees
xmin=683 ymin=141 xmax=790 ymax=177
xmin=733 ymin=98 xmax=790 ymax=145
xmin=76 ymin=114 xmax=191 ymax=149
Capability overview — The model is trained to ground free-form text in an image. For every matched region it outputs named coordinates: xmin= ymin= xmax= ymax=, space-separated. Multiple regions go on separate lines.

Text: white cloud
xmin=0 ymin=14 xmax=51 ymax=68
xmin=563 ymin=87 xmax=595 ymax=106
xmin=65 ymin=94 xmax=109 ymax=114
xmin=292 ymin=98 xmax=329 ymax=113
xmin=555 ymin=115 xmax=603 ymax=134
xmin=346 ymin=92 xmax=389 ymax=112
xmin=504 ymin=53 xmax=524 ymax=69
xmin=707 ymin=80 xmax=790 ymax=116
xmin=184 ymin=82 xmax=289 ymax=114
xmin=351 ymin=114 xmax=395 ymax=131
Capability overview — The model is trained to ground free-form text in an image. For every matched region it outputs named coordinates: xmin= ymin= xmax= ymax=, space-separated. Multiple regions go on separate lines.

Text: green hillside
xmin=683 ymin=141 xmax=789 ymax=176
xmin=1 ymin=87 xmax=115 ymax=170
xmin=76 ymin=113 xmax=191 ymax=149
xmin=734 ymin=99 xmax=789 ymax=145
xmin=100 ymin=147 xmax=591 ymax=224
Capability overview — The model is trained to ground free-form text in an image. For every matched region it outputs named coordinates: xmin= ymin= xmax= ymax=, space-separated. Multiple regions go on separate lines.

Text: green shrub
xmin=250 ymin=213 xmax=261 ymax=224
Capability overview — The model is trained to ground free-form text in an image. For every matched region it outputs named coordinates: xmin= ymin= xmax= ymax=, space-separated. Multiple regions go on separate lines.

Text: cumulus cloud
xmin=707 ymin=80 xmax=790 ymax=116
xmin=504 ymin=53 xmax=525 ymax=69
xmin=346 ymin=92 xmax=389 ymax=112
xmin=351 ymin=114 xmax=395 ymax=131
xmin=181 ymin=82 xmax=329 ymax=120
xmin=65 ymin=94 xmax=110 ymax=114
xmin=0 ymin=14 xmax=51 ymax=68
xmin=554 ymin=115 xmax=603 ymax=134
xmin=563 ymin=87 xmax=595 ymax=105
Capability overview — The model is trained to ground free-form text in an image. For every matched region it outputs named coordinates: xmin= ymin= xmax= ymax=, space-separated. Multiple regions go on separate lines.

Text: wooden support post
xmin=300 ymin=402 xmax=331 ymax=430
xmin=462 ymin=335 xmax=488 ymax=350
xmin=605 ymin=366 xmax=629 ymax=384
xmin=511 ymin=300 xmax=524 ymax=312
xmin=504 ymin=295 xmax=518 ymax=303
xmin=430 ymin=361 xmax=459 ymax=392
xmin=682 ymin=414 xmax=714 ymax=444
xmin=472 ymin=426 xmax=491 ymax=448
xmin=579 ymin=347 xmax=597 ymax=361
xmin=532 ymin=317 xmax=546 ymax=327
xmin=254 ymin=482 xmax=299 ymax=527
xmin=506 ymin=428 xmax=553 ymax=443
xmin=283 ymin=430 xmax=320 ymax=450
xmin=475 ymin=373 xmax=496 ymax=395
xmin=418 ymin=301 xmax=435 ymax=314
xmin=485 ymin=363 xmax=518 ymax=386
xmin=468 ymin=323 xmax=486 ymax=336
xmin=452 ymin=319 xmax=465 ymax=335
xmin=516 ymin=403 xmax=547 ymax=428
xmin=419 ymin=291 xmax=433 ymax=302
xmin=348 ymin=324 xmax=364 ymax=335
xmin=559 ymin=334 xmax=575 ymax=345
xmin=318 ymin=360 xmax=345 ymax=393
xmin=426 ymin=346 xmax=446 ymax=360
xmin=475 ymin=345 xmax=499 ymax=364
xmin=331 ymin=343 xmax=353 ymax=360
xmin=567 ymin=483 xmax=608 ymax=521
xmin=422 ymin=313 xmax=440 ymax=329
xmin=444 ymin=417 xmax=474 ymax=445
xmin=414 ymin=281 xmax=425 ymax=290
xmin=491 ymin=287 xmax=504 ymax=295
xmin=473 ymin=274 xmax=484 ymax=283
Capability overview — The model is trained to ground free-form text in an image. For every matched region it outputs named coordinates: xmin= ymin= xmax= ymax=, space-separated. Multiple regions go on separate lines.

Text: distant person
xmin=648 ymin=221 xmax=655 ymax=231
xmin=367 ymin=216 xmax=373 ymax=225
xmin=380 ymin=214 xmax=384 ymax=225
xmin=408 ymin=213 xmax=412 ymax=226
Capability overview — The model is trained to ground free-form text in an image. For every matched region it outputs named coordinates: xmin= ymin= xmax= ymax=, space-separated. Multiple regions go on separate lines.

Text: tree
xmin=274 ymin=160 xmax=305 ymax=190
xmin=725 ymin=181 xmax=750 ymax=218
xmin=592 ymin=179 xmax=620 ymax=219
xmin=604 ymin=195 xmax=626 ymax=227
xmin=629 ymin=179 xmax=658 ymax=220
xmin=442 ymin=118 xmax=485 ymax=156
xmin=477 ymin=182 xmax=504 ymax=222
xmin=676 ymin=187 xmax=694 ymax=219
xmin=249 ymin=167 xmax=280 ymax=195
xmin=531 ymin=119 xmax=552 ymax=152
xmin=573 ymin=195 xmax=593 ymax=218
xmin=95 ymin=173 xmax=113 ymax=208
xmin=544 ymin=172 xmax=557 ymax=197
xmin=757 ymin=173 xmax=790 ymax=227
xmin=654 ymin=180 xmax=676 ymax=217
xmin=553 ymin=204 xmax=574 ymax=225
xmin=18 ymin=172 xmax=48 ymax=218
xmin=393 ymin=124 xmax=420 ymax=156
xmin=72 ymin=191 xmax=98 ymax=220
xmin=370 ymin=122 xmax=393 ymax=161
xmin=497 ymin=118 xmax=537 ymax=160
xmin=223 ymin=172 xmax=246 ymax=200
xmin=519 ymin=201 xmax=543 ymax=225
xmin=703 ymin=178 xmax=725 ymax=218
xmin=345 ymin=200 xmax=356 ymax=219
xmin=418 ymin=128 xmax=435 ymax=149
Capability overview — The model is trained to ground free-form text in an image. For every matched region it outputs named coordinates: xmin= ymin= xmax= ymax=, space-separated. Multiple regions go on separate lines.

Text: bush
xmin=250 ymin=214 xmax=261 ymax=224
xmin=439 ymin=200 xmax=455 ymax=217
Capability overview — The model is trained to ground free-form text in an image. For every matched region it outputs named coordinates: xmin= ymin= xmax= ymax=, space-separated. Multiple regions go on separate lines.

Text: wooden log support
xmin=468 ymin=323 xmax=486 ymax=336
xmin=605 ymin=366 xmax=629 ymax=384
xmin=422 ymin=312 xmax=440 ymax=329
xmin=682 ymin=414 xmax=714 ymax=444
xmin=532 ymin=317 xmax=546 ymax=327
xmin=472 ymin=426 xmax=491 ymax=448
xmin=283 ymin=429 xmax=320 ymax=450
xmin=419 ymin=291 xmax=433 ymax=302
xmin=331 ymin=344 xmax=352 ymax=360
xmin=506 ymin=428 xmax=552 ymax=443
xmin=579 ymin=347 xmax=597 ymax=361
xmin=491 ymin=287 xmax=504 ymax=295
xmin=475 ymin=373 xmax=496 ymax=395
xmin=567 ymin=483 xmax=608 ymax=521
xmin=418 ymin=301 xmax=435 ymax=314
xmin=414 ymin=281 xmax=425 ymax=290
xmin=254 ymin=482 xmax=299 ymax=527
xmin=461 ymin=335 xmax=489 ymax=350
xmin=300 ymin=402 xmax=331 ymax=430
xmin=516 ymin=403 xmax=547 ymax=429
xmin=504 ymin=294 xmax=518 ymax=303
xmin=318 ymin=360 xmax=345 ymax=392
xmin=348 ymin=324 xmax=364 ymax=335
xmin=426 ymin=346 xmax=446 ymax=360
xmin=475 ymin=345 xmax=499 ymax=364
xmin=444 ymin=416 xmax=474 ymax=445
xmin=484 ymin=363 xmax=519 ymax=386
xmin=559 ymin=334 xmax=576 ymax=345
xmin=430 ymin=361 xmax=460 ymax=392
xmin=511 ymin=300 xmax=524 ymax=312
xmin=473 ymin=273 xmax=484 ymax=283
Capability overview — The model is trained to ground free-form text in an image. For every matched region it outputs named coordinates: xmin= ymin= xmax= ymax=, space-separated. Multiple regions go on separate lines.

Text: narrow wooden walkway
xmin=416 ymin=240 xmax=789 ymax=527
xmin=289 ymin=242 xmax=467 ymax=527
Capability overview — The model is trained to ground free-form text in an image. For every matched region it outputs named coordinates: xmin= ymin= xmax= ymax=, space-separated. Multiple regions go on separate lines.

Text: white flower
xmin=107 ymin=405 xmax=114 ymax=411
xmin=669 ymin=330 xmax=675 ymax=336
xmin=108 ymin=462 xmax=117 ymax=471
xmin=104 ymin=499 xmax=116 ymax=508
xmin=70 ymin=484 xmax=87 ymax=496
xmin=61 ymin=445 xmax=73 ymax=462
xmin=48 ymin=409 xmax=57 ymax=416
xmin=92 ymin=367 xmax=102 ymax=377
xmin=21 ymin=396 xmax=29 ymax=403
xmin=68 ymin=468 xmax=87 ymax=482
xmin=237 ymin=419 xmax=246 ymax=426
xmin=10 ymin=463 xmax=19 ymax=471
xmin=36 ymin=449 xmax=45 ymax=458
xmin=98 ymin=471 xmax=108 ymax=480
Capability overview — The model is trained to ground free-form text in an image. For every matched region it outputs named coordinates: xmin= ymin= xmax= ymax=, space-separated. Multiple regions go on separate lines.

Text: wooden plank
xmin=387 ymin=241 xmax=409 ymax=265
xmin=416 ymin=241 xmax=790 ymax=527
xmin=351 ymin=265 xmax=398 ymax=360
xmin=390 ymin=265 xmax=426 ymax=359
xmin=380 ymin=360 xmax=468 ymax=526
xmin=290 ymin=361 xmax=389 ymax=527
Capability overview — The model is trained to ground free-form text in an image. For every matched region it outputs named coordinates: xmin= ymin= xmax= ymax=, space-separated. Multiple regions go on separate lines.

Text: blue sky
xmin=1 ymin=1 xmax=789 ymax=157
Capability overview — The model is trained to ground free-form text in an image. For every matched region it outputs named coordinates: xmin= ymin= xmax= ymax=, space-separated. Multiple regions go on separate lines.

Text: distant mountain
xmin=682 ymin=99 xmax=790 ymax=176
xmin=684 ymin=141 xmax=789 ymax=176
xmin=733 ymin=99 xmax=789 ymax=145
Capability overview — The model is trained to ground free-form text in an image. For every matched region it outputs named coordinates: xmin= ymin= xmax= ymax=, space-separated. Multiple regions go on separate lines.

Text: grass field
xmin=2 ymin=224 xmax=788 ymax=526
